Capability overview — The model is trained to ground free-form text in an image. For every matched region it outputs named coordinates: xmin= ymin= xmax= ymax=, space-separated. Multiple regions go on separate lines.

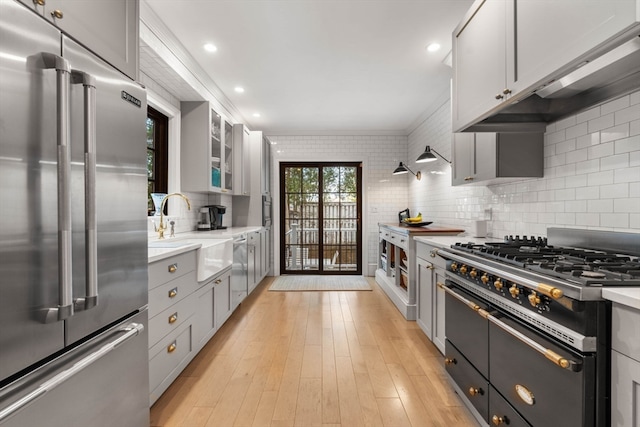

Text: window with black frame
xmin=146 ymin=106 xmax=168 ymax=215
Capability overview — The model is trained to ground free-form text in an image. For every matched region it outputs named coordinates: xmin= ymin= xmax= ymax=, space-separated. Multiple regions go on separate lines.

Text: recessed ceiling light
xmin=426 ymin=42 xmax=441 ymax=53
xmin=234 ymin=86 xmax=245 ymax=93
xmin=203 ymin=43 xmax=217 ymax=53
xmin=252 ymin=113 xmax=261 ymax=118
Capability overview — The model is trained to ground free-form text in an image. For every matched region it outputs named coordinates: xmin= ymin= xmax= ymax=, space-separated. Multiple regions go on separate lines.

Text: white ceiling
xmin=143 ymin=0 xmax=473 ymax=134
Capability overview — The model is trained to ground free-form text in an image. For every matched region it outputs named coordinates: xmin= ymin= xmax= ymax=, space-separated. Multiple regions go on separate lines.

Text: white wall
xmin=406 ymin=90 xmax=640 ymax=238
xmin=266 ymin=135 xmax=409 ymax=275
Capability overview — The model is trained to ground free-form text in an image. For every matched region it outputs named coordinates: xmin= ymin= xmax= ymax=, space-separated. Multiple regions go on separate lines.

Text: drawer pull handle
xmin=168 ymin=288 xmax=178 ymax=298
xmin=468 ymin=387 xmax=482 ymax=396
xmin=215 ymin=279 xmax=222 ymax=284
xmin=444 ymin=357 xmax=456 ymax=365
xmin=491 ymin=415 xmax=505 ymax=425
xmin=167 ymin=342 xmax=176 ymax=353
xmin=168 ymin=313 xmax=178 ymax=324
xmin=50 ymin=9 xmax=63 ymax=19
xmin=168 ymin=263 xmax=177 ymax=273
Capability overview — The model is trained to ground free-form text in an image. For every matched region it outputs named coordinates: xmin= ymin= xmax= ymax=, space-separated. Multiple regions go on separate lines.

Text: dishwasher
xmin=231 ymin=234 xmax=248 ymax=311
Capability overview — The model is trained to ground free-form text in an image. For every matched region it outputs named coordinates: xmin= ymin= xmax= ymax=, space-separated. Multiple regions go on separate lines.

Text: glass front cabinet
xmin=181 ymin=101 xmax=234 ymax=193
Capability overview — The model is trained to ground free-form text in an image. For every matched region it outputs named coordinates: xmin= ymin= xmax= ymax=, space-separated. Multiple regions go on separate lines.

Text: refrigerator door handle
xmin=0 ymin=323 xmax=144 ymax=423
xmin=71 ymin=70 xmax=98 ymax=312
xmin=35 ymin=52 xmax=74 ymax=323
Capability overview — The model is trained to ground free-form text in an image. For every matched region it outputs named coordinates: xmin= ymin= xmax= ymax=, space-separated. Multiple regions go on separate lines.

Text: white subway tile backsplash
xmin=632 ymin=151 xmax=640 ymax=168
xmin=631 ymin=119 xmax=640 ymax=137
xmin=576 ymin=213 xmax=599 ymax=227
xmin=614 ymin=166 xmax=640 ymax=184
xmin=631 ymin=214 xmax=640 ymax=229
xmin=575 ymin=159 xmax=600 ymax=174
xmin=566 ymin=122 xmax=588 ymax=139
xmin=614 ymin=103 xmax=640 ymax=126
xmin=587 ymin=170 xmax=614 ymax=186
xmin=614 ymin=198 xmax=640 ymax=213
xmin=601 ymin=123 xmax=629 ymax=143
xmin=566 ymin=148 xmax=588 ymax=164
xmin=614 ymin=135 xmax=640 ymax=154
xmin=576 ymin=186 xmax=600 ymax=200
xmin=576 ymin=132 xmax=601 ymax=149
xmin=601 ymin=153 xmax=629 ymax=171
xmin=577 ymin=106 xmax=600 ymax=124
xmin=587 ymin=199 xmax=613 ymax=213
xmin=601 ymin=95 xmax=630 ymax=116
xmin=588 ymin=114 xmax=615 ymax=133
xmin=565 ymin=200 xmax=586 ymax=212
xmin=600 ymin=183 xmax=629 ymax=199
xmin=630 ymin=182 xmax=640 ymax=197
xmin=587 ymin=142 xmax=614 ymax=159
xmin=556 ymin=139 xmax=576 ymax=154
xmin=600 ymin=213 xmax=629 ymax=228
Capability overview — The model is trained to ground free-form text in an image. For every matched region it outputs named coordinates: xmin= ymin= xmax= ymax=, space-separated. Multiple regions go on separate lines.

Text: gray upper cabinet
xmin=18 ymin=0 xmax=139 ymax=80
xmin=452 ymin=0 xmax=640 ymax=132
xmin=452 ymin=132 xmax=543 ymax=186
xmin=233 ymin=124 xmax=251 ymax=196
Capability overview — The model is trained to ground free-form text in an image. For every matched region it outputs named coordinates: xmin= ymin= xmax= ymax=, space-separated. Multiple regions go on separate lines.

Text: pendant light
xmin=392 ymin=162 xmax=421 ymax=180
xmin=416 ymin=146 xmax=451 ymax=164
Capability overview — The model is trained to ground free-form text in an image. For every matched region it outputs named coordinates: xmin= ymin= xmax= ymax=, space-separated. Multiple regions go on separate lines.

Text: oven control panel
xmin=448 ymin=261 xmax=554 ymax=314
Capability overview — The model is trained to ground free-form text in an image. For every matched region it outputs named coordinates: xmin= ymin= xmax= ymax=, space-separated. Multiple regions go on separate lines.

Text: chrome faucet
xmin=157 ymin=193 xmax=191 ymax=239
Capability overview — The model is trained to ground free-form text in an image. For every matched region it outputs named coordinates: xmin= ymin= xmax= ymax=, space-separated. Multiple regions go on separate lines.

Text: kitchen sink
xmin=182 ymin=238 xmax=233 ymax=282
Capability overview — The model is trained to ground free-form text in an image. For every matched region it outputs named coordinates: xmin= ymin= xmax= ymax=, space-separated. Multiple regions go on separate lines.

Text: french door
xmin=280 ymin=162 xmax=362 ymax=275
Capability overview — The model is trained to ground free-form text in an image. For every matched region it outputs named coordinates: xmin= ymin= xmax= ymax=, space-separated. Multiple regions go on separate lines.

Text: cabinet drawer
xmin=489 ymin=385 xmax=531 ymax=427
xmin=389 ymin=231 xmax=408 ymax=249
xmin=149 ymin=321 xmax=193 ymax=394
xmin=445 ymin=341 xmax=489 ymax=421
xmin=380 ymin=228 xmax=391 ymax=240
xmin=149 ymin=293 xmax=197 ymax=347
xmin=148 ymin=251 xmax=196 ymax=290
xmin=416 ymin=243 xmax=447 ymax=270
xmin=148 ymin=270 xmax=198 ymax=319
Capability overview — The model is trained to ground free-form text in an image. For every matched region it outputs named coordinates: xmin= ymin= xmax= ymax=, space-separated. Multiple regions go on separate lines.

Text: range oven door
xmin=443 ymin=279 xmax=596 ymax=427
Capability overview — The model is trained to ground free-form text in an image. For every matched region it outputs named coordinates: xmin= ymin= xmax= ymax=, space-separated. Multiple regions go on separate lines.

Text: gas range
xmin=452 ymin=236 xmax=640 ymax=287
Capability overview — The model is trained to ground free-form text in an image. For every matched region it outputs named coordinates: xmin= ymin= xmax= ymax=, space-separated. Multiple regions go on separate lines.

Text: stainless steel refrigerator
xmin=0 ymin=1 xmax=149 ymax=425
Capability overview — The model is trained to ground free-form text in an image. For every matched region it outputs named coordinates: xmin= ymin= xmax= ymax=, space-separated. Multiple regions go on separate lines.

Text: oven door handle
xmin=438 ymin=283 xmax=582 ymax=372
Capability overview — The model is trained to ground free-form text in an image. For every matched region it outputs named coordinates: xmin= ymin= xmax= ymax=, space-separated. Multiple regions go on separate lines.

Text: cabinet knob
xmin=168 ymin=313 xmax=178 ymax=324
xmin=168 ymin=263 xmax=177 ymax=273
xmin=495 ymin=93 xmax=504 ymax=100
xmin=429 ymin=249 xmax=437 ymax=258
xmin=444 ymin=357 xmax=456 ymax=365
xmin=492 ymin=415 xmax=505 ymax=425
xmin=50 ymin=9 xmax=63 ymax=19
xmin=464 ymin=176 xmax=474 ymax=181
xmin=468 ymin=387 xmax=482 ymax=396
xmin=167 ymin=342 xmax=177 ymax=353
xmin=502 ymin=88 xmax=512 ymax=95
xmin=215 ymin=279 xmax=222 ymax=284
xmin=168 ymin=288 xmax=178 ymax=298
xmin=33 ymin=0 xmax=45 ymax=5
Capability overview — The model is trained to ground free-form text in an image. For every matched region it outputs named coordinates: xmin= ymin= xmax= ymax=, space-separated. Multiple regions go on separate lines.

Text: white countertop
xmin=602 ymin=288 xmax=640 ymax=310
xmin=413 ymin=235 xmax=503 ymax=249
xmin=147 ymin=226 xmax=262 ymax=263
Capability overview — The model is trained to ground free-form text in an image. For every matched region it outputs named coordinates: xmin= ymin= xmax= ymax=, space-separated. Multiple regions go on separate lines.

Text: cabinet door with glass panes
xmin=181 ymin=101 xmax=233 ymax=193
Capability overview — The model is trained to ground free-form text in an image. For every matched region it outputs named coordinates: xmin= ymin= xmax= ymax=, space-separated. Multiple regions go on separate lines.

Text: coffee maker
xmin=197 ymin=205 xmax=227 ymax=231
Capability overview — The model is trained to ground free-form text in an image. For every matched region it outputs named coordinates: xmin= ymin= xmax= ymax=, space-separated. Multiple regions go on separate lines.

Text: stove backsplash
xmin=408 ymin=89 xmax=640 ymax=238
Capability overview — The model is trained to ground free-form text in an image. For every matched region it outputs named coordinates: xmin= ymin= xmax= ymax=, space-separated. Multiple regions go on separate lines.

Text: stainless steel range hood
xmin=465 ymin=35 xmax=640 ymax=132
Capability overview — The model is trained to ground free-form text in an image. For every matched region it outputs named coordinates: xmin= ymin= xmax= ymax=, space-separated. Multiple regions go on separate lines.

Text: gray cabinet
xmin=193 ymin=267 xmax=231 ymax=352
xmin=18 ymin=0 xmax=139 ymax=80
xmin=233 ymin=124 xmax=251 ymax=196
xmin=214 ymin=270 xmax=232 ymax=328
xmin=416 ymin=242 xmax=447 ymax=355
xmin=181 ymin=102 xmax=233 ymax=193
xmin=610 ymin=301 xmax=640 ymax=427
xmin=452 ymin=0 xmax=640 ymax=132
xmin=148 ymin=251 xmax=197 ymax=405
xmin=248 ymin=231 xmax=259 ymax=293
xmin=452 ymin=132 xmax=543 ymax=186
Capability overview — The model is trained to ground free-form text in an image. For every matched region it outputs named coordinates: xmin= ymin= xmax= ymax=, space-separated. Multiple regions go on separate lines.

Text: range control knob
xmin=469 ymin=268 xmax=478 ymax=279
xmin=509 ymin=285 xmax=520 ymax=298
xmin=494 ymin=279 xmax=503 ymax=291
xmin=481 ymin=274 xmax=490 ymax=285
xmin=451 ymin=262 xmax=458 ymax=272
xmin=528 ymin=291 xmax=541 ymax=308
xmin=460 ymin=265 xmax=468 ymax=274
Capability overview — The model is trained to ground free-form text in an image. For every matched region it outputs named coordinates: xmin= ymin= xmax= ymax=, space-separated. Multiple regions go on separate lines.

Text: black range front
xmin=438 ymin=248 xmax=610 ymax=427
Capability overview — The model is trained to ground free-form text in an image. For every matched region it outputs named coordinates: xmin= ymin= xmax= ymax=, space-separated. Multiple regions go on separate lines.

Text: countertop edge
xmin=414 ymin=235 xmax=503 ymax=249
xmin=602 ymin=288 xmax=640 ymax=310
xmin=148 ymin=243 xmax=200 ymax=264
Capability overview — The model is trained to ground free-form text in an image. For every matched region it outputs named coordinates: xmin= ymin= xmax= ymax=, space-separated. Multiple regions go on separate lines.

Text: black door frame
xmin=279 ymin=161 xmax=363 ymax=275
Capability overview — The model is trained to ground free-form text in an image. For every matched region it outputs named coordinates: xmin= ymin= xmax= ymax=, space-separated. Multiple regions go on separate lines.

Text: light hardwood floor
xmin=150 ymin=276 xmax=477 ymax=427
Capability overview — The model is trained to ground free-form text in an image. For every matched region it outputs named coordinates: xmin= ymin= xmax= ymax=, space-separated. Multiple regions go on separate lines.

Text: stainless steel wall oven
xmin=438 ymin=228 xmax=640 ymax=427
